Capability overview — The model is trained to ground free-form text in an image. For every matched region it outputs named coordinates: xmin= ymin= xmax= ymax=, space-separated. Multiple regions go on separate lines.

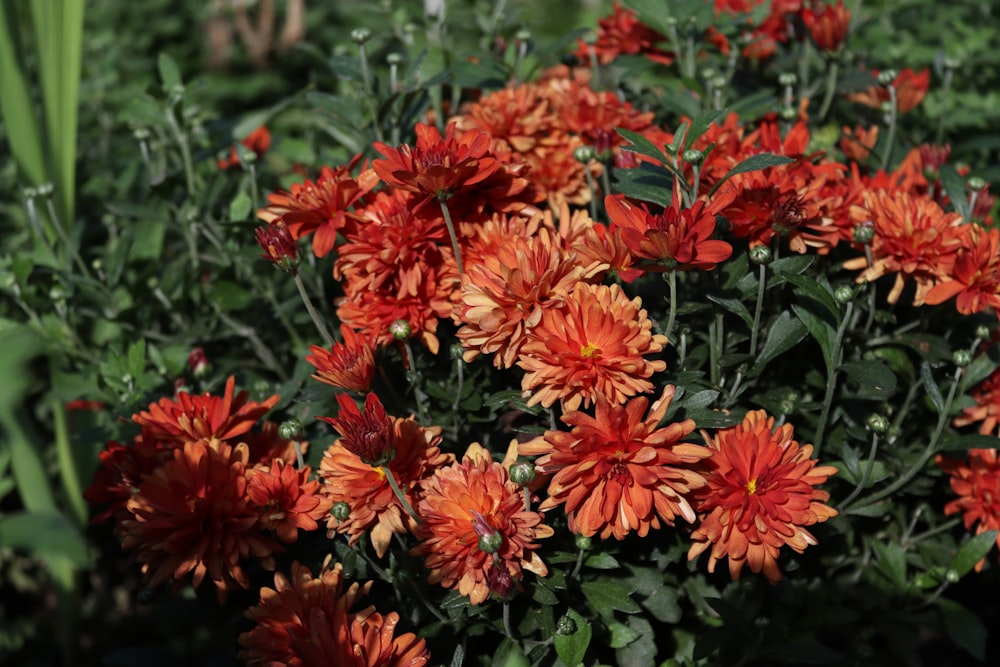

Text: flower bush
xmin=2 ymin=0 xmax=1000 ymax=665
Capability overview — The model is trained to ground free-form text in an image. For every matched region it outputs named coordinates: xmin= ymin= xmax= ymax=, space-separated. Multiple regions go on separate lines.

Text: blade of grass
xmin=0 ymin=1 xmax=47 ymax=186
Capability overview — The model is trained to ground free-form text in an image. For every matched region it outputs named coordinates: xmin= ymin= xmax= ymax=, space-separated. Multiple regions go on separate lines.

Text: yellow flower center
xmin=745 ymin=477 xmax=758 ymax=495
xmin=580 ymin=342 xmax=601 ymax=358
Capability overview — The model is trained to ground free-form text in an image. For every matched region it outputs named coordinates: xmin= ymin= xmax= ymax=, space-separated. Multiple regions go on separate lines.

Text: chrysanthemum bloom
xmin=847 ymin=67 xmax=930 ymax=114
xmin=801 ymin=0 xmax=851 ymax=52
xmin=923 ymin=224 xmax=1000 ymax=315
xmin=256 ymin=155 xmax=378 ymax=257
xmin=545 ymin=79 xmax=655 ymax=162
xmin=239 ymin=560 xmax=430 ymax=666
xmin=605 ymin=193 xmax=734 ymax=272
xmin=306 ymin=324 xmax=375 ymax=392
xmin=121 ymin=438 xmax=278 ymax=593
xmin=520 ymin=386 xmax=709 ymax=540
xmin=218 ymin=125 xmax=271 ymax=170
xmin=842 ymin=189 xmax=965 ymax=305
xmin=572 ymin=223 xmax=644 ymax=283
xmin=318 ymin=396 xmax=451 ymax=557
xmin=247 ymin=459 xmax=332 ymax=543
xmin=456 ymin=228 xmax=600 ymax=368
xmin=85 ymin=437 xmax=170 ymax=524
xmin=954 ymin=368 xmax=1000 ymax=436
xmin=573 ymin=1 xmax=673 ymax=65
xmin=518 ymin=282 xmax=668 ymax=410
xmin=255 ymin=222 xmax=301 ymax=273
xmin=688 ymin=410 xmax=838 ymax=583
xmin=319 ymin=393 xmax=395 ymax=467
xmin=337 ymin=283 xmax=455 ymax=355
xmin=935 ymin=449 xmax=1000 ymax=572
xmin=412 ymin=443 xmax=553 ymax=604
xmin=840 ymin=125 xmax=879 ymax=163
xmin=132 ymin=375 xmax=279 ymax=447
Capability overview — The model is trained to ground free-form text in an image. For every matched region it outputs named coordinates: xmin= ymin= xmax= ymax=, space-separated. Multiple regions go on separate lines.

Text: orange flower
xmin=688 ymin=411 xmax=838 ymax=583
xmin=247 ymin=459 xmax=332 ymax=543
xmin=256 ymin=155 xmax=377 ymax=257
xmin=243 ymin=420 xmax=310 ymax=467
xmin=239 ymin=560 xmax=430 ymax=667
xmin=518 ymin=283 xmax=668 ymax=410
xmin=840 ymin=124 xmax=879 ymax=163
xmin=847 ymin=67 xmax=930 ymax=115
xmin=337 ymin=286 xmax=454 ymax=355
xmin=842 ymin=189 xmax=965 ymax=305
xmin=85 ymin=436 xmax=169 ymax=524
xmin=412 ymin=444 xmax=553 ymax=604
xmin=318 ymin=402 xmax=451 ymax=557
xmin=801 ymin=0 xmax=851 ymax=52
xmin=520 ymin=386 xmax=709 ymax=540
xmin=573 ymin=2 xmax=674 ymax=66
xmin=306 ymin=324 xmax=376 ymax=392
xmin=935 ymin=449 xmax=1000 ymax=572
xmin=218 ymin=125 xmax=271 ymax=170
xmin=132 ymin=375 xmax=279 ymax=447
xmin=318 ymin=393 xmax=395 ymax=467
xmin=605 ymin=194 xmax=734 ymax=271
xmin=121 ymin=438 xmax=278 ymax=593
xmin=923 ymin=224 xmax=1000 ymax=315
xmin=954 ymin=368 xmax=1000 ymax=436
xmin=456 ymin=228 xmax=596 ymax=369
xmin=546 ymin=79 xmax=656 ymax=161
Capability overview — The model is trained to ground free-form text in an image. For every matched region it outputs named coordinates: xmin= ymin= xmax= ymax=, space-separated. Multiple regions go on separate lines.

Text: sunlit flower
xmin=121 ymin=438 xmax=278 ymax=593
xmin=801 ymin=0 xmax=851 ymax=52
xmin=412 ymin=444 xmax=553 ymax=604
xmin=318 ymin=405 xmax=451 ymax=558
xmin=935 ymin=449 xmax=1000 ymax=572
xmin=132 ymin=375 xmax=279 ymax=447
xmin=218 ymin=125 xmax=271 ymax=170
xmin=239 ymin=560 xmax=430 ymax=666
xmin=573 ymin=2 xmax=674 ymax=66
xmin=842 ymin=189 xmax=965 ymax=305
xmin=337 ymin=286 xmax=454 ymax=355
xmin=605 ymin=194 xmax=734 ymax=272
xmin=688 ymin=410 xmax=838 ymax=583
xmin=545 ymin=79 xmax=655 ymax=162
xmin=518 ymin=282 xmax=668 ymax=410
xmin=954 ymin=368 xmax=1000 ymax=436
xmin=256 ymin=155 xmax=378 ymax=257
xmin=306 ymin=324 xmax=376 ymax=392
xmin=520 ymin=386 xmax=709 ymax=540
xmin=247 ymin=459 xmax=332 ymax=543
xmin=923 ymin=224 xmax=1000 ymax=315
xmin=847 ymin=67 xmax=930 ymax=115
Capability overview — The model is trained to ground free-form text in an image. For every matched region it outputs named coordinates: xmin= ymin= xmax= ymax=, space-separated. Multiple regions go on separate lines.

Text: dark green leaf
xmin=0 ymin=511 xmax=89 ymax=568
xmin=948 ymin=530 xmax=998 ymax=578
xmin=938 ymin=434 xmax=1000 ymax=451
xmin=616 ymin=127 xmax=669 ymax=165
xmin=706 ymin=293 xmax=754 ymax=328
xmin=208 ymin=280 xmax=255 ymax=311
xmin=838 ymin=360 xmax=897 ymax=394
xmin=683 ymin=108 xmax=728 ymax=152
xmin=688 ymin=409 xmax=744 ymax=429
xmin=938 ymin=598 xmax=987 ymax=661
xmin=939 ymin=164 xmax=972 ymax=220
xmin=584 ymin=552 xmax=620 ymax=569
xmin=792 ymin=304 xmax=836 ymax=371
xmin=612 ymin=166 xmax=674 ymax=207
xmin=157 ymin=52 xmax=181 ymax=91
xmin=614 ymin=616 xmax=657 ymax=666
xmin=581 ymin=580 xmax=642 ymax=617
xmin=709 ymin=153 xmax=795 ymax=196
xmin=553 ymin=608 xmax=591 ymax=667
xmin=682 ymin=390 xmax=719 ymax=411
xmin=768 ymin=255 xmax=813 ymax=276
xmin=230 ymin=191 xmax=252 ymax=221
xmin=748 ymin=312 xmax=808 ymax=376
xmin=492 ymin=638 xmax=529 ymax=667
xmin=921 ymin=361 xmax=946 ymax=414
xmin=958 ymin=353 xmax=997 ymax=395
xmin=531 ymin=581 xmax=560 ymax=606
xmin=608 ymin=621 xmax=641 ymax=649
xmin=872 ymin=540 xmax=907 ymax=590
xmin=780 ymin=272 xmax=841 ymax=321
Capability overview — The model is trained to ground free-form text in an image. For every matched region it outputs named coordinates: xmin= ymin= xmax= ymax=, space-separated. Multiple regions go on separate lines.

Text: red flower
xmin=247 ymin=459 xmax=332 ymax=543
xmin=840 ymin=124 xmax=879 ymax=163
xmin=132 ymin=375 xmax=279 ymax=447
xmin=255 ymin=222 xmax=301 ymax=272
xmin=306 ymin=324 xmax=376 ymax=392
xmin=954 ymin=368 xmax=1000 ymax=436
xmin=218 ymin=125 xmax=271 ymax=170
xmin=85 ymin=437 xmax=169 ymax=524
xmin=520 ymin=386 xmax=709 ymax=540
xmin=573 ymin=2 xmax=674 ymax=66
xmin=317 ymin=393 xmax=395 ymax=467
xmin=847 ymin=68 xmax=930 ymax=115
xmin=801 ymin=1 xmax=851 ymax=52
xmin=243 ymin=421 xmax=310 ymax=467
xmin=688 ymin=411 xmax=838 ymax=583
xmin=936 ymin=449 xmax=1000 ymax=572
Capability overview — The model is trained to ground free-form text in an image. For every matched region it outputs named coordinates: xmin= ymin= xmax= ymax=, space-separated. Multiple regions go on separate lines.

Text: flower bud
xmin=975 ymin=325 xmax=992 ymax=340
xmin=331 ymin=501 xmax=351 ymax=521
xmin=255 ymin=223 xmax=301 ymax=273
xmin=573 ymin=145 xmax=596 ymax=163
xmin=386 ymin=52 xmax=402 ymax=66
xmin=778 ymin=72 xmax=797 ymax=87
xmin=853 ymin=221 xmax=875 ymax=244
xmin=944 ymin=569 xmax=960 ymax=584
xmin=450 ymin=342 xmax=465 ymax=361
xmin=487 ymin=563 xmax=516 ymax=600
xmin=187 ymin=347 xmax=210 ymax=378
xmin=37 ymin=182 xmax=54 ymax=197
xmin=967 ymin=176 xmax=986 ymax=192
xmin=556 ymin=614 xmax=578 ymax=635
xmin=749 ymin=245 xmax=773 ymax=265
xmin=478 ymin=532 xmax=504 ymax=554
xmin=683 ymin=149 xmax=705 ymax=165
xmin=389 ymin=319 xmax=411 ymax=340
xmin=574 ymin=534 xmax=592 ymax=551
xmin=952 ymin=349 xmax=972 ymax=367
xmin=278 ymin=418 xmax=304 ymax=441
xmin=515 ymin=29 xmax=532 ymax=42
xmin=834 ymin=285 xmax=854 ymax=304
xmin=877 ymin=70 xmax=897 ymax=86
xmin=779 ymin=105 xmax=798 ymax=121
xmin=867 ymin=413 xmax=889 ymax=433
xmin=351 ymin=28 xmax=372 ymax=44
xmin=509 ymin=461 xmax=536 ymax=486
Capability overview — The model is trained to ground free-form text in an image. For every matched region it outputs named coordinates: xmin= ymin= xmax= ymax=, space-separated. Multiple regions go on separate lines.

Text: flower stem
xmin=165 ymin=102 xmax=196 ymax=197
xmin=439 ymin=199 xmax=465 ymax=276
xmin=402 ymin=339 xmax=431 ymax=424
xmin=357 ymin=42 xmax=385 ymax=143
xmin=664 ymin=271 xmax=678 ymax=342
xmin=881 ymin=85 xmax=898 ymax=169
xmin=817 ymin=59 xmax=840 ymax=122
xmin=584 ymin=161 xmax=599 ymax=222
xmin=294 ymin=272 xmax=335 ymax=347
xmin=382 ymin=465 xmax=422 ymax=525
xmin=750 ymin=263 xmax=766 ymax=357
xmin=814 ymin=301 xmax=854 ymax=455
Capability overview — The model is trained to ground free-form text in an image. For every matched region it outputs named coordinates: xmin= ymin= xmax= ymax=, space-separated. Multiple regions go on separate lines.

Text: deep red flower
xmin=801 ymin=0 xmax=851 ymax=52
xmin=85 ymin=437 xmax=169 ymax=524
xmin=573 ymin=2 xmax=674 ymax=66
xmin=255 ymin=222 xmax=301 ymax=272
xmin=317 ymin=393 xmax=395 ymax=467
xmin=306 ymin=324 xmax=376 ymax=393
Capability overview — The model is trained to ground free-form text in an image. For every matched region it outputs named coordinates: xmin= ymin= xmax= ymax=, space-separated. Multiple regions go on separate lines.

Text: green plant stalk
xmin=439 ymin=199 xmax=465 ymax=276
xmin=848 ymin=366 xmax=963 ymax=513
xmin=664 ymin=271 xmax=678 ymax=343
xmin=45 ymin=195 xmax=93 ymax=280
xmin=51 ymin=395 xmax=87 ymax=527
xmin=402 ymin=339 xmax=431 ymax=424
xmin=814 ymin=301 xmax=854 ymax=454
xmin=0 ymin=2 xmax=46 ymax=188
xmin=935 ymin=65 xmax=953 ymax=146
xmin=837 ymin=431 xmax=880 ymax=511
xmin=584 ymin=161 xmax=599 ymax=221
xmin=1 ymin=406 xmax=58 ymax=514
xmin=381 ymin=464 xmax=422 ymax=525
xmin=881 ymin=86 xmax=898 ymax=169
xmin=749 ymin=263 xmax=766 ymax=356
xmin=817 ymin=59 xmax=840 ymax=122
xmin=357 ymin=42 xmax=385 ymax=143
xmin=165 ymin=102 xmax=196 ymax=197
xmin=293 ymin=272 xmax=335 ymax=347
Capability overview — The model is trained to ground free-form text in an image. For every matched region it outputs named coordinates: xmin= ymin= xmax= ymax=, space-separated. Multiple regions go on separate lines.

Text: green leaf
xmin=872 ymin=540 xmax=908 ymax=590
xmin=492 ymin=638 xmax=529 ymax=667
xmin=706 ymin=293 xmax=754 ymax=328
xmin=0 ymin=511 xmax=89 ymax=568
xmin=938 ymin=598 xmax=987 ymax=661
xmin=608 ymin=621 xmax=641 ymax=649
xmin=612 ymin=165 xmax=674 ymax=207
xmin=581 ymin=580 xmax=642 ymax=618
xmin=554 ymin=608 xmax=591 ymax=667
xmin=157 ymin=52 xmax=182 ymax=91
xmin=208 ymin=280 xmax=255 ymax=311
xmin=127 ymin=339 xmax=146 ymax=380
xmin=531 ymin=581 xmax=560 ymax=606
xmin=681 ymin=390 xmax=719 ymax=411
xmin=939 ymin=164 xmax=972 ymax=220
xmin=948 ymin=530 xmax=998 ymax=578
xmin=709 ymin=153 xmax=796 ymax=196
xmin=0 ymin=2 xmax=46 ymax=186
xmin=683 ymin=108 xmax=728 ymax=152
xmin=780 ymin=272 xmax=841 ymax=321
xmin=792 ymin=303 xmax=836 ymax=371
xmin=230 ymin=191 xmax=253 ymax=221
xmin=921 ymin=361 xmax=946 ymax=414
xmin=748 ymin=312 xmax=808 ymax=376
xmin=838 ymin=360 xmax=897 ymax=395
xmin=614 ymin=616 xmax=657 ymax=666
xmin=616 ymin=127 xmax=670 ymax=165
xmin=584 ymin=552 xmax=620 ymax=569
xmin=958 ymin=353 xmax=997 ymax=395
xmin=938 ymin=434 xmax=1000 ymax=451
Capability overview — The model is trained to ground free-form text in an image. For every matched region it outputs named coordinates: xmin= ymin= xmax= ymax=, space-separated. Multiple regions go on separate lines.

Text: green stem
xmin=881 ymin=86 xmax=898 ymax=169
xmin=51 ymin=396 xmax=87 ymax=527
xmin=165 ymin=102 xmax=196 ymax=197
xmin=935 ymin=66 xmax=953 ymax=146
xmin=902 ymin=517 xmax=961 ymax=548
xmin=382 ymin=464 xmax=422 ymax=525
xmin=402 ymin=339 xmax=430 ymax=424
xmin=750 ymin=263 xmax=766 ymax=357
xmin=44 ymin=195 xmax=93 ymax=280
xmin=664 ymin=271 xmax=678 ymax=342
xmin=439 ymin=199 xmax=464 ymax=276
xmin=357 ymin=42 xmax=385 ymax=143
xmin=817 ymin=59 xmax=839 ymax=122
xmin=814 ymin=301 xmax=854 ymax=454
xmin=837 ymin=431 xmax=880 ymax=511
xmin=294 ymin=272 xmax=335 ymax=347
xmin=584 ymin=160 xmax=599 ymax=222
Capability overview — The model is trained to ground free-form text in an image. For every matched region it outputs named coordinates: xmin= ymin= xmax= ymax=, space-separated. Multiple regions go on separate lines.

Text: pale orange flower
xmin=239 ymin=560 xmax=430 ymax=666
xmin=132 ymin=375 xmax=279 ymax=447
xmin=518 ymin=282 xmax=668 ymax=410
xmin=935 ymin=449 xmax=1000 ymax=572
xmin=306 ymin=324 xmax=376 ymax=392
xmin=247 ymin=459 xmax=332 ymax=543
xmin=688 ymin=411 xmax=838 ymax=583
xmin=520 ymin=386 xmax=709 ymax=540
xmin=954 ymin=368 xmax=1000 ymax=436
xmin=412 ymin=444 xmax=553 ymax=604
xmin=121 ymin=438 xmax=278 ymax=594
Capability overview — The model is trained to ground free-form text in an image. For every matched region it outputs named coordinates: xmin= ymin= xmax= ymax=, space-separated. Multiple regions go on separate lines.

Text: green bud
xmin=683 ymin=149 xmax=705 ymax=165
xmin=877 ymin=70 xmax=897 ymax=86
xmin=450 ymin=342 xmax=465 ymax=361
xmin=967 ymin=176 xmax=986 ymax=192
xmin=867 ymin=413 xmax=889 ymax=433
xmin=351 ymin=28 xmax=372 ymax=44
xmin=37 ymin=182 xmax=54 ymax=197
xmin=853 ymin=222 xmax=876 ymax=244
xmin=749 ymin=245 xmax=773 ymax=265
xmin=834 ymin=285 xmax=854 ymax=305
xmin=278 ymin=419 xmax=304 ymax=441
xmin=331 ymin=501 xmax=351 ymax=521
xmin=515 ymin=29 xmax=531 ymax=42
xmin=573 ymin=145 xmax=596 ymax=163
xmin=478 ymin=532 xmax=504 ymax=554
xmin=388 ymin=319 xmax=411 ymax=340
xmin=386 ymin=52 xmax=403 ymax=66
xmin=953 ymin=349 xmax=972 ymax=367
xmin=975 ymin=325 xmax=992 ymax=340
xmin=778 ymin=72 xmax=797 ymax=87
xmin=509 ymin=461 xmax=536 ymax=487
xmin=556 ymin=614 xmax=578 ymax=635
xmin=779 ymin=106 xmax=798 ymax=121
xmin=944 ymin=569 xmax=960 ymax=583
xmin=574 ymin=534 xmax=592 ymax=551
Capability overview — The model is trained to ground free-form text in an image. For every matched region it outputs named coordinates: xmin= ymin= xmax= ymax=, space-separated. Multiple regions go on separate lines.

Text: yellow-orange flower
xmin=520 ymin=386 xmax=709 ymax=540
xmin=688 ymin=411 xmax=838 ymax=583
xmin=412 ymin=444 xmax=553 ymax=604
xmin=935 ymin=449 xmax=1000 ymax=572
xmin=239 ymin=560 xmax=430 ymax=666
xmin=518 ymin=282 xmax=667 ymax=410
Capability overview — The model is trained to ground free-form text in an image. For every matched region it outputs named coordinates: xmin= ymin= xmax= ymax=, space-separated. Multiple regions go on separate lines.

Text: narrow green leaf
xmin=616 ymin=127 xmax=670 ymax=165
xmin=492 ymin=639 xmax=529 ymax=667
xmin=938 ymin=434 xmax=1000 ymax=451
xmin=749 ymin=312 xmax=808 ymax=376
xmin=681 ymin=390 xmax=720 ymax=411
xmin=780 ymin=273 xmax=841 ymax=321
xmin=792 ymin=303 xmax=836 ymax=371
xmin=157 ymin=52 xmax=182 ymax=91
xmin=554 ymin=609 xmax=591 ymax=667
xmin=921 ymin=361 xmax=946 ymax=414
xmin=948 ymin=530 xmax=998 ymax=578
xmin=709 ymin=153 xmax=795 ymax=196
xmin=0 ymin=511 xmax=89 ymax=568
xmin=612 ymin=166 xmax=674 ymax=207
xmin=0 ymin=1 xmax=46 ymax=185
xmin=872 ymin=540 xmax=907 ymax=590
xmin=938 ymin=599 xmax=987 ymax=661
xmin=939 ymin=164 xmax=971 ymax=220
xmin=838 ymin=360 xmax=897 ymax=394
xmin=706 ymin=293 xmax=754 ymax=328
xmin=584 ymin=552 xmax=620 ymax=569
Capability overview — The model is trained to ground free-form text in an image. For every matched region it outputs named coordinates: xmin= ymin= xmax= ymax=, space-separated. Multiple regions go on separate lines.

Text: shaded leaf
xmin=581 ymin=580 xmax=642 ymax=617
xmin=938 ymin=434 xmax=1000 ymax=451
xmin=939 ymin=164 xmax=971 ymax=220
xmin=921 ymin=361 xmax=946 ymax=414
xmin=554 ymin=608 xmax=591 ymax=667
xmin=838 ymin=360 xmax=897 ymax=394
xmin=748 ymin=312 xmax=808 ymax=376
xmin=709 ymin=153 xmax=795 ymax=196
xmin=0 ymin=511 xmax=89 ymax=568
xmin=948 ymin=530 xmax=998 ymax=578
xmin=938 ymin=598 xmax=987 ymax=661
xmin=156 ymin=52 xmax=181 ymax=91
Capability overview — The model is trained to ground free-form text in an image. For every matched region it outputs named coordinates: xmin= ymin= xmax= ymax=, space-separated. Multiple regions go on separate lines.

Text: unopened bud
xmin=779 ymin=105 xmax=798 ymax=121
xmin=975 ymin=325 xmax=992 ymax=340
xmin=331 ymin=501 xmax=351 ymax=521
xmin=952 ymin=349 xmax=972 ymax=367
xmin=749 ymin=245 xmax=773 ymax=265
xmin=778 ymin=72 xmax=797 ymax=87
xmin=515 ymin=29 xmax=531 ymax=42
xmin=853 ymin=222 xmax=876 ymax=244
xmin=478 ymin=532 xmax=504 ymax=554
xmin=967 ymin=176 xmax=986 ymax=192
xmin=278 ymin=418 xmax=303 ymax=441
xmin=386 ymin=52 xmax=402 ymax=66
xmin=556 ymin=614 xmax=578 ymax=635
xmin=877 ymin=70 xmax=897 ymax=86
xmin=574 ymin=534 xmax=592 ymax=551
xmin=388 ymin=319 xmax=411 ymax=340
xmin=509 ymin=461 xmax=536 ymax=486
xmin=867 ymin=413 xmax=889 ymax=433
xmin=834 ymin=285 xmax=854 ymax=304
xmin=187 ymin=347 xmax=210 ymax=378
xmin=573 ymin=145 xmax=596 ymax=163
xmin=351 ymin=28 xmax=372 ymax=44
xmin=683 ymin=149 xmax=704 ymax=165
